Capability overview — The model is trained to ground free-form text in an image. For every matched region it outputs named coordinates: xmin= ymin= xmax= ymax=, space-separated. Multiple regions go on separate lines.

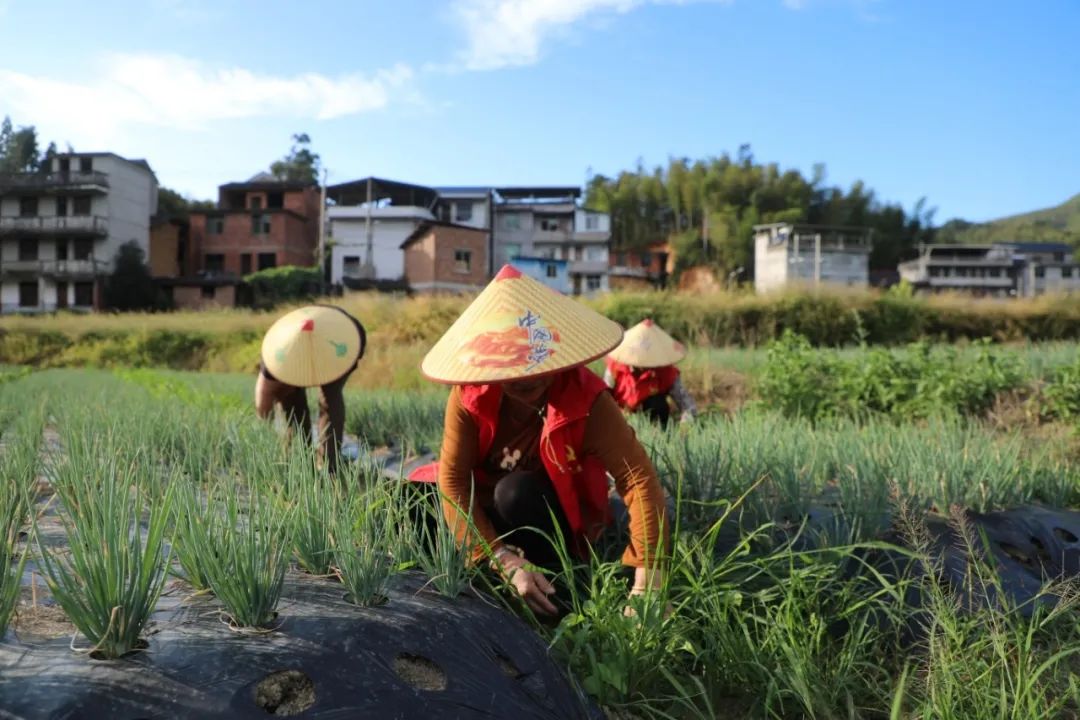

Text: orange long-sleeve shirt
xmin=436 ymin=385 xmax=669 ymax=568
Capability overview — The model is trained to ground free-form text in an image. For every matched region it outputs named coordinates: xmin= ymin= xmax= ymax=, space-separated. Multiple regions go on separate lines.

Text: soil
xmin=254 ymin=670 xmax=316 ymax=716
xmin=12 ymin=602 xmax=74 ymax=640
xmin=392 ymin=653 xmax=448 ymax=692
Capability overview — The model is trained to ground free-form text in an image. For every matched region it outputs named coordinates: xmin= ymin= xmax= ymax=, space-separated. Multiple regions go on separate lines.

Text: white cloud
xmin=0 ymin=53 xmax=414 ymax=146
xmin=454 ymin=0 xmax=719 ymax=71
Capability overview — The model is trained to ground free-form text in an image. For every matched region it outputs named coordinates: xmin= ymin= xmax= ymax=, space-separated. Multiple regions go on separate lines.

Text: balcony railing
xmin=0 ymin=216 xmax=108 ymax=235
xmin=0 ymin=258 xmax=109 ymax=278
xmin=0 ymin=171 xmax=109 ymax=192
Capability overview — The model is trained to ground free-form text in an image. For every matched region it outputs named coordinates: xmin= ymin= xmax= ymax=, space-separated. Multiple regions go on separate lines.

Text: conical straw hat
xmin=422 ymin=265 xmax=623 ymax=384
xmin=607 ymin=318 xmax=687 ymax=368
xmin=261 ymin=305 xmax=362 ymax=387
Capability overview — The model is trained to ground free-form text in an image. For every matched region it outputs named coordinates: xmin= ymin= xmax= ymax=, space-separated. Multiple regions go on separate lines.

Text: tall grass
xmin=0 ymin=402 xmax=42 ymax=636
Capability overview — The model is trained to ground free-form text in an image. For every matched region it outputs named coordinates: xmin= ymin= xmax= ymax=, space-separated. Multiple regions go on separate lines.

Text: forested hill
xmin=936 ymin=192 xmax=1080 ymax=247
xmin=584 ymin=148 xmax=936 ymax=275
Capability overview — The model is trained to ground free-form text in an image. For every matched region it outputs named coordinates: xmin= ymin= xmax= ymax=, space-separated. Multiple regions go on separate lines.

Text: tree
xmin=270 ymin=133 xmax=320 ymax=184
xmin=103 ymin=241 xmax=170 ymax=311
xmin=0 ymin=116 xmax=46 ymax=173
xmin=156 ymin=187 xmax=216 ymax=221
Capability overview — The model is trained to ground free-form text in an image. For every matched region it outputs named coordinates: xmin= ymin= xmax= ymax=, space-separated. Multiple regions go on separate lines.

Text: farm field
xmin=2 ymin=337 xmax=1080 ymax=718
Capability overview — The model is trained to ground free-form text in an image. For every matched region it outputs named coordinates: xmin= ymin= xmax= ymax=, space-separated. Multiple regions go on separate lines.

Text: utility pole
xmin=364 ymin=176 xmax=374 ymax=279
xmin=814 ymin=232 xmax=822 ymax=286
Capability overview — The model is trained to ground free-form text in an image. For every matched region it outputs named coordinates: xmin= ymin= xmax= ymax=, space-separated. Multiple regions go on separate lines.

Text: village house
xmin=753 ymin=223 xmax=872 ymax=293
xmin=0 ymin=152 xmax=158 ymax=313
xmin=401 ymin=221 xmax=489 ymax=293
xmin=898 ymin=242 xmax=1080 ymax=297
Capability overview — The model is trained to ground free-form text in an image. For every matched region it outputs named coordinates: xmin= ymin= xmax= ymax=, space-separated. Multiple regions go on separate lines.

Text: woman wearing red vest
xmin=604 ymin=319 xmax=697 ymax=427
xmin=411 ymin=265 xmax=670 ymax=618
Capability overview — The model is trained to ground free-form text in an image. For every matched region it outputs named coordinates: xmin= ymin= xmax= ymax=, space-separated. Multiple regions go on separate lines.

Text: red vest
xmin=461 ymin=366 xmax=612 ymax=551
xmin=605 ymin=358 xmax=679 ymax=411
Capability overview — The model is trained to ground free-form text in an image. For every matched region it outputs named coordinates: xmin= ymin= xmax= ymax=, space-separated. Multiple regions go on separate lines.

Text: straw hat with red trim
xmin=260 ymin=305 xmax=363 ymax=387
xmin=421 ymin=264 xmax=624 ymax=385
xmin=606 ymin=318 xmax=687 ymax=369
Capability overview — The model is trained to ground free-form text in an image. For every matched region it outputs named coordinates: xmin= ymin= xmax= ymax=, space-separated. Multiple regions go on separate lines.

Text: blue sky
xmin=0 ymin=0 xmax=1077 ymax=223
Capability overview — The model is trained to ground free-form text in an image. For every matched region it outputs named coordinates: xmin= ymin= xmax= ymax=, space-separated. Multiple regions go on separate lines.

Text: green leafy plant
xmin=173 ymin=482 xmax=294 ymax=628
xmin=37 ymin=433 xmax=173 ymax=658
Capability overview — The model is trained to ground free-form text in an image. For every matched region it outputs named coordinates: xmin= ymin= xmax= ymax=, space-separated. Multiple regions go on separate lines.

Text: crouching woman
xmin=410 ymin=266 xmax=669 ymax=618
xmin=604 ymin=319 xmax=697 ymax=427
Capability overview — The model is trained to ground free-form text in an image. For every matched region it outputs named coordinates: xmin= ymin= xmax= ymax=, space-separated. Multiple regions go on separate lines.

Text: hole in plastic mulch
xmin=254 ymin=669 xmax=316 ymax=716
xmin=393 ymin=653 xmax=447 ymax=691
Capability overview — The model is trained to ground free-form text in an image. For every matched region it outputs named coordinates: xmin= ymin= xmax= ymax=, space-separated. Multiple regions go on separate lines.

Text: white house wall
xmin=330 ymin=217 xmax=423 ymax=281
xmin=99 ymin=156 xmax=158 ymax=267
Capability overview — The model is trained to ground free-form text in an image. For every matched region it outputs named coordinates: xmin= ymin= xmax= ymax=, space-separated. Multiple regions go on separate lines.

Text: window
xmin=585 ymin=246 xmax=607 ymax=262
xmin=56 ymin=239 xmax=68 ymax=260
xmin=988 ymin=268 xmax=1000 ymax=278
xmin=18 ymin=238 xmax=38 ymax=261
xmin=56 ymin=282 xmax=68 ymax=308
xmin=343 ymin=256 xmax=361 ymax=276
xmin=545 ymin=263 xmax=557 ymax=279
xmin=207 ymin=217 xmax=224 ymax=234
xmin=252 ymin=213 xmax=271 ymax=235
xmin=501 ymin=214 xmax=521 ymax=231
xmin=72 ymin=196 xmax=91 ymax=215
xmin=56 ymin=197 xmax=68 ymax=217
xmin=586 ymin=275 xmax=602 ymax=291
xmin=1035 ymin=266 xmax=1045 ymax=278
xmin=79 ymin=157 xmax=92 ymax=173
xmin=1064 ymin=267 xmax=1074 ymax=279
xmin=73 ymin=282 xmax=94 ymax=307
xmin=204 ymin=253 xmax=225 ymax=273
xmin=18 ymin=282 xmax=38 ymax=308
xmin=201 ymin=286 xmax=216 ymax=300
xmin=19 ymin=196 xmax=38 ymax=218
xmin=454 ymin=202 xmax=473 ymax=223
xmin=267 ymin=192 xmax=284 ymax=209
xmin=503 ymin=244 xmax=521 ymax=261
xmin=73 ymin=239 xmax=93 ymax=260
xmin=539 ymin=217 xmax=561 ymax=232
xmin=454 ymin=249 xmax=472 ymax=273
xmin=585 ymin=215 xmax=599 ymax=230
xmin=59 ymin=157 xmax=70 ymax=173
xmin=241 ymin=253 xmax=252 ymax=275
xmin=640 ymin=252 xmax=652 ymax=267
xmin=249 ymin=196 xmax=263 ymax=210
xmin=258 ymin=253 xmax=276 ymax=271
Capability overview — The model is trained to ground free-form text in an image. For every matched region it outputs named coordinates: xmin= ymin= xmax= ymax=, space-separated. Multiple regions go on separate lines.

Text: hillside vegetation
xmin=938 ymin=192 xmax=1080 ymax=248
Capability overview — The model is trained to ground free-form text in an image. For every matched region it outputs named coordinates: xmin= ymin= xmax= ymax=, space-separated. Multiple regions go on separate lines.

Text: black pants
xmin=640 ymin=392 xmax=671 ymax=427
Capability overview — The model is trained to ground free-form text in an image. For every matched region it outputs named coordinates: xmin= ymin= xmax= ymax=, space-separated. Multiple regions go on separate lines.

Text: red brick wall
xmin=190 ymin=210 xmax=316 ymax=274
xmin=172 ymin=284 xmax=236 ymax=310
xmin=404 ymin=226 xmax=488 ymax=291
xmin=404 ymin=232 xmax=435 ymax=285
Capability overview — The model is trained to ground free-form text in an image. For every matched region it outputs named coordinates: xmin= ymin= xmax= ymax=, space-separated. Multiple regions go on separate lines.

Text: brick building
xmin=401 ymin=221 xmax=489 ymax=293
xmin=189 ymin=172 xmax=320 ymax=278
xmin=608 ymin=242 xmax=673 ymax=290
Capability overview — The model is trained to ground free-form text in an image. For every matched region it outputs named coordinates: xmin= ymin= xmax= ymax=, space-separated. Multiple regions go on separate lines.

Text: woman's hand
xmin=496 ymin=551 xmax=559 ymax=617
xmin=624 ymin=566 xmax=672 ymax=618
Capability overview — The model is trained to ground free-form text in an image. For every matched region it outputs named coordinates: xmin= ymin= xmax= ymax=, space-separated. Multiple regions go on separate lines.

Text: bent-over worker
xmin=254 ymin=304 xmax=366 ymax=476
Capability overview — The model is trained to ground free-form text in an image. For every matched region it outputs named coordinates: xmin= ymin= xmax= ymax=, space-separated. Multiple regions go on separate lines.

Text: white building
xmin=753 ymin=223 xmax=871 ymax=294
xmin=326 ymin=178 xmax=440 ymax=285
xmin=0 ymin=153 xmax=158 ymax=312
xmin=898 ymin=242 xmax=1080 ymax=297
xmin=493 ymin=187 xmax=611 ymax=296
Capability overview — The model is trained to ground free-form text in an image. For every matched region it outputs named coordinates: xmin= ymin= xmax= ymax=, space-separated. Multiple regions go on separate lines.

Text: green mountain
xmin=937 ymin=192 xmax=1080 ymax=247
